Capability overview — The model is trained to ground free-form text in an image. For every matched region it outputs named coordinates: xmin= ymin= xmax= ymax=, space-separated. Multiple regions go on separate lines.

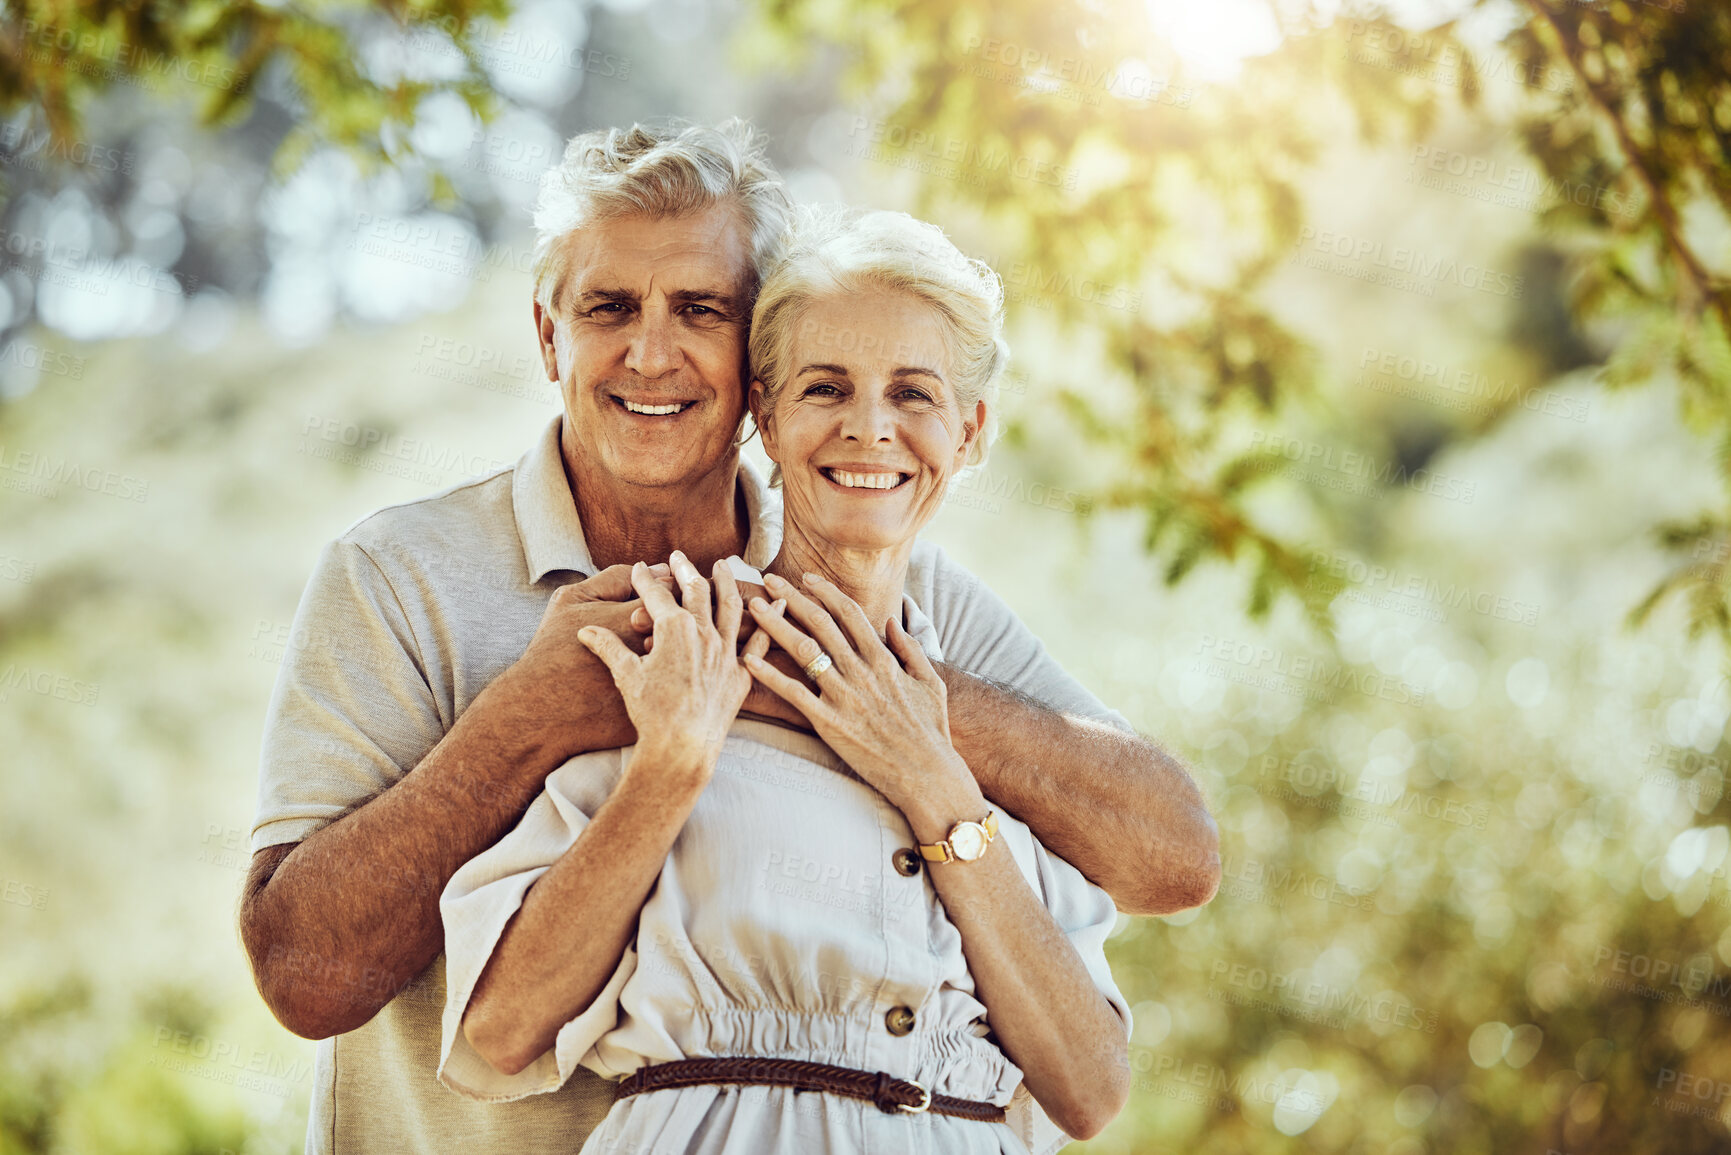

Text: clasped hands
xmin=569 ymin=553 xmax=964 ymax=805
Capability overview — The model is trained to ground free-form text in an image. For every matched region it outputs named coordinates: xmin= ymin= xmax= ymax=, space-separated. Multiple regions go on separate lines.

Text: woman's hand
xmin=744 ymin=574 xmax=1129 ymax=1138
xmin=578 ymin=552 xmax=770 ymax=781
xmin=742 ymin=571 xmax=972 ymax=811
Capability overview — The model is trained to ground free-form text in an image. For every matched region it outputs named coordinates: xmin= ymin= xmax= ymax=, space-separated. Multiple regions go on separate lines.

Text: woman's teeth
xmin=824 ymin=468 xmax=909 ymax=490
xmin=621 ymin=400 xmax=690 ymax=415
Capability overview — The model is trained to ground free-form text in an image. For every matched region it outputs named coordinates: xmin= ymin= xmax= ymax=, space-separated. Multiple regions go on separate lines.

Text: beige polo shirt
xmin=252 ymin=412 xmax=1129 ymax=1154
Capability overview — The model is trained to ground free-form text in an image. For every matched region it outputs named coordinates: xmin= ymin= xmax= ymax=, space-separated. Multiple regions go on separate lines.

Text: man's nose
xmin=839 ymin=393 xmax=894 ymax=443
xmin=626 ymin=308 xmax=683 ymax=379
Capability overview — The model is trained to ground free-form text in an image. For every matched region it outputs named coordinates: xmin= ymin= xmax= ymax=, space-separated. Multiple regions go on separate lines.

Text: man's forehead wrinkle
xmin=559 ymin=207 xmax=756 ymax=309
xmin=581 ymin=221 xmax=747 ymax=264
xmin=573 ymin=257 xmax=744 ymax=298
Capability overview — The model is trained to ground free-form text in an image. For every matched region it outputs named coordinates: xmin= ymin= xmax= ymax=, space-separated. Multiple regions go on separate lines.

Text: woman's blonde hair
xmin=748 ymin=206 xmax=1004 ymax=481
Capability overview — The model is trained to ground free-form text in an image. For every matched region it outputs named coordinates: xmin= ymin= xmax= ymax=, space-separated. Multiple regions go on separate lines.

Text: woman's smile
xmin=816 ymin=465 xmax=914 ymax=491
xmin=757 ymin=287 xmax=982 ymax=560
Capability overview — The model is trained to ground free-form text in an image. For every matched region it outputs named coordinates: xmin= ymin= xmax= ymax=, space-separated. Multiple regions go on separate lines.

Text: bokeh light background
xmin=3 ymin=1 xmax=1730 ymax=1152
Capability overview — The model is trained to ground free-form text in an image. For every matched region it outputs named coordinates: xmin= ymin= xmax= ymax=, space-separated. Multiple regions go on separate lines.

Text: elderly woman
xmin=435 ymin=208 xmax=1131 ymax=1154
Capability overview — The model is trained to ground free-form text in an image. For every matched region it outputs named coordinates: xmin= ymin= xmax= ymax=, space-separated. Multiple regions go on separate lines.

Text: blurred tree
xmin=1496 ymin=1 xmax=1731 ymax=643
xmin=1 ymin=0 xmax=1725 ymax=636
xmin=0 ymin=0 xmax=581 ymax=365
xmin=0 ymin=0 xmax=506 ymax=180
xmin=746 ymin=0 xmax=1731 ymax=637
xmin=732 ymin=4 xmax=1731 ymax=1154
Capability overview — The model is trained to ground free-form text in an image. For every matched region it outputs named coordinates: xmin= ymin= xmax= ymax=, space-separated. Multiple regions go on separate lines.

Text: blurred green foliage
xmin=0 ymin=979 xmax=256 ymax=1154
xmin=0 ymin=0 xmax=508 ymax=183
xmin=3 ymin=2 xmax=1731 ymax=1155
xmin=746 ymin=0 xmax=1731 ymax=636
xmin=730 ymin=1 xmax=1731 ymax=1152
xmin=3 ymin=0 xmax=1726 ymax=636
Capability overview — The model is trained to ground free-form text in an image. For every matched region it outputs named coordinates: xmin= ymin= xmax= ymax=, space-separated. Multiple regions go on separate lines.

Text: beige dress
xmin=437 ymin=598 xmax=1130 ymax=1155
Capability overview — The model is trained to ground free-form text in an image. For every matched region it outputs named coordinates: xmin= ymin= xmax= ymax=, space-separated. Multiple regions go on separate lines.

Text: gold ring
xmin=802 ymin=652 xmax=834 ymax=680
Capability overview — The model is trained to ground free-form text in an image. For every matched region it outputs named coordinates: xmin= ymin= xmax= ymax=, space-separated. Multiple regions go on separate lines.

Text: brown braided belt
xmin=614 ymin=1057 xmax=1007 ymax=1123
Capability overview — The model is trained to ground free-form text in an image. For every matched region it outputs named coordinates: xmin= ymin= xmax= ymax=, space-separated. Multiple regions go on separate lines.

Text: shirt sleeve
xmin=438 ymin=753 xmax=637 ymax=1102
xmin=906 ymin=540 xmax=1132 ymax=731
xmin=249 ymin=536 xmax=448 ymax=854
xmin=1004 ymin=829 xmax=1133 ymax=1155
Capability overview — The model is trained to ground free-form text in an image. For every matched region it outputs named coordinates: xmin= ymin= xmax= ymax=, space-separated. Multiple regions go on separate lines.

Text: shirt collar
xmin=736 ymin=455 xmax=782 ymax=571
xmin=901 ymin=594 xmax=944 ymax=664
xmin=513 ymin=414 xmax=784 ymax=583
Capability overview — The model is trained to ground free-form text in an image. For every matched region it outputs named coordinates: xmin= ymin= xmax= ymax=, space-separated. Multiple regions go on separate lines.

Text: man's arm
xmin=907 ymin=541 xmax=1219 ymax=917
xmin=737 ymin=620 xmax=1220 ymax=915
xmin=240 ymin=566 xmax=649 ymax=1041
xmin=940 ymin=667 xmax=1219 ymax=917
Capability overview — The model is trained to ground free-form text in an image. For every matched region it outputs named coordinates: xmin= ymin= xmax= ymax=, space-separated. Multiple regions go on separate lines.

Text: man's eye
xmin=685 ymin=304 xmax=715 ymax=316
xmin=589 ymin=302 xmax=627 ymax=315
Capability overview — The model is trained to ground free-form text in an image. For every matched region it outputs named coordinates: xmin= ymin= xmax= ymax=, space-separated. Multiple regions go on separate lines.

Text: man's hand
xmin=576 ymin=555 xmax=766 ymax=778
xmin=739 ymin=649 xmax=816 ymax=730
xmin=506 ymin=564 xmax=668 ymax=722
xmin=572 ymin=562 xmax=676 ymax=608
xmin=567 ymin=562 xmax=678 ymax=657
xmin=605 ymin=564 xmax=812 ymax=732
xmin=625 ymin=571 xmax=767 ymax=642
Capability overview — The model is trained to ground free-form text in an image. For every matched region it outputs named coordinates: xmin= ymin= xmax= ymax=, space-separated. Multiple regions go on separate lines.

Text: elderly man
xmin=240 ymin=118 xmax=1218 ymax=1153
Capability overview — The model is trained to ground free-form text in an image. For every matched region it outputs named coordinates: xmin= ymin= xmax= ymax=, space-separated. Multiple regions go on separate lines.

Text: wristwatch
xmin=918 ymin=810 xmax=998 ymax=864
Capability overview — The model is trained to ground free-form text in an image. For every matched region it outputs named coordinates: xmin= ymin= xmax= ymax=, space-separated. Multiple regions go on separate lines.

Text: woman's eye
xmin=804 ymin=382 xmax=841 ymax=396
xmin=898 ymin=389 xmax=932 ymax=403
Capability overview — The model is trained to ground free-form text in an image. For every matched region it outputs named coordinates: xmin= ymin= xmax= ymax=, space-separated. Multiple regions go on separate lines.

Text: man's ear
xmin=955 ymin=398 xmax=987 ymax=468
xmin=748 ymin=380 xmax=778 ymax=461
xmin=532 ymin=300 xmax=560 ymax=384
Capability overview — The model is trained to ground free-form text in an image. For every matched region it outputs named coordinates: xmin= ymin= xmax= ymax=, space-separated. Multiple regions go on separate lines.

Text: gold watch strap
xmin=917 ymin=810 xmax=998 ymax=863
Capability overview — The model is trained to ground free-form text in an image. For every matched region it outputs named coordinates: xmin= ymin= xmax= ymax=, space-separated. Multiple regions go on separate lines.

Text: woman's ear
xmin=748 ymin=380 xmax=778 ymax=461
xmin=955 ymin=399 xmax=987 ymax=468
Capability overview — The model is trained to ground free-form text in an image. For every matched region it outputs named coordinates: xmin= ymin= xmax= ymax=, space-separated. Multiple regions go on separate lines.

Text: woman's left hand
xmin=743 ymin=571 xmax=968 ymax=808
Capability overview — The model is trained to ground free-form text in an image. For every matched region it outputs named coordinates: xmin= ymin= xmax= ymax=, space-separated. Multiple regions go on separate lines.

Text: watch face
xmin=950 ymin=821 xmax=989 ymax=861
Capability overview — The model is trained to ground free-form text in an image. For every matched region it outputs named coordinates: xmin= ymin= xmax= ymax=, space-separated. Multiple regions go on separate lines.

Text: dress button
xmin=885 ymin=1006 xmax=916 ymax=1036
xmin=892 ymin=848 xmax=922 ymax=877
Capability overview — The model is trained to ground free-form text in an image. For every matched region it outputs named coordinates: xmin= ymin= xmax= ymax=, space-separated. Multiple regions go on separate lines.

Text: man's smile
xmin=611 ymin=395 xmax=699 ymax=417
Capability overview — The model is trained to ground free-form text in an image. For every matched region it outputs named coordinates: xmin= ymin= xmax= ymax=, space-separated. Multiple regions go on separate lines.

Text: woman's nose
xmin=839 ymin=394 xmax=894 ymax=443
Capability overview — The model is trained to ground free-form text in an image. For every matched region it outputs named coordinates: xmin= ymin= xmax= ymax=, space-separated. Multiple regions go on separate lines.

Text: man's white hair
xmin=748 ymin=205 xmax=1005 ymax=481
xmin=531 ymin=118 xmax=792 ymax=311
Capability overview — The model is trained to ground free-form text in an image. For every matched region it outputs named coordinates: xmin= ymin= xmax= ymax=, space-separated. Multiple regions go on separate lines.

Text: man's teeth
xmin=827 ymin=469 xmax=908 ymax=490
xmin=622 ymin=400 xmax=688 ymax=415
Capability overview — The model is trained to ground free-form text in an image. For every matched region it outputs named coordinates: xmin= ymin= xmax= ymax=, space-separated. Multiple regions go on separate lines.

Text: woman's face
xmin=753 ymin=288 xmax=985 ymax=555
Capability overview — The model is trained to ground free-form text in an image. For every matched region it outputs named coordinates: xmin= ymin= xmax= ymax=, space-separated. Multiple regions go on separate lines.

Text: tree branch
xmin=1521 ymin=0 xmax=1731 ymax=337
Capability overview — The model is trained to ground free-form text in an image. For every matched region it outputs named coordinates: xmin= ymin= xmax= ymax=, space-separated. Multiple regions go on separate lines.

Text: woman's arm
xmin=743 ymin=572 xmax=1130 ymax=1139
xmin=940 ymin=669 xmax=1220 ymax=916
xmin=901 ymin=769 xmax=1130 ymax=1139
xmin=461 ymin=754 xmax=709 ymax=1075
xmin=460 ymin=556 xmax=763 ymax=1075
xmin=911 ymin=547 xmax=1217 ymax=915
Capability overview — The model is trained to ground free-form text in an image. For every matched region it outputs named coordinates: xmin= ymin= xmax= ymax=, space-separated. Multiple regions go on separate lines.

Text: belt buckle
xmin=896 ymin=1080 xmax=932 ymax=1114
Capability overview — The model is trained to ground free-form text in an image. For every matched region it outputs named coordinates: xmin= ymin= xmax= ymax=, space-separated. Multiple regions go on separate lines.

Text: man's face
xmin=536 ymin=205 xmax=755 ymax=493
